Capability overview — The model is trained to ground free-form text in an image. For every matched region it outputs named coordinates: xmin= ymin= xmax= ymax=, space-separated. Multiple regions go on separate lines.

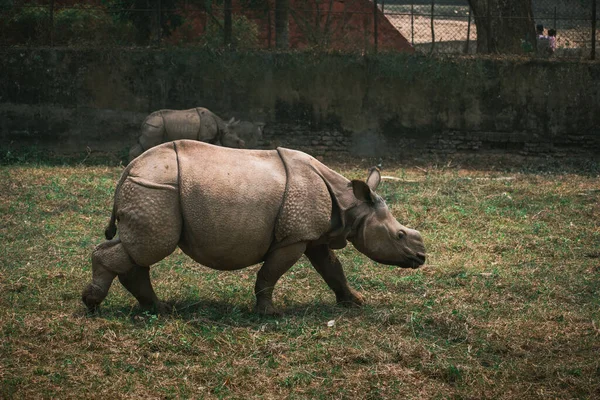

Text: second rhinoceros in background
xmin=128 ymin=107 xmax=264 ymax=161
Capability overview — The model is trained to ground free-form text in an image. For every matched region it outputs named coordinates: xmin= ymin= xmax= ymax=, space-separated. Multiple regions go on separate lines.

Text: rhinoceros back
xmin=161 ymin=109 xmax=202 ymax=142
xmin=175 ymin=140 xmax=287 ymax=269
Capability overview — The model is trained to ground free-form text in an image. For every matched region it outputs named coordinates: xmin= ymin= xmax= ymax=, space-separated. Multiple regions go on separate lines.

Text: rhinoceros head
xmin=221 ymin=118 xmax=246 ymax=148
xmin=226 ymin=119 xmax=265 ymax=149
xmin=344 ymin=168 xmax=426 ymax=269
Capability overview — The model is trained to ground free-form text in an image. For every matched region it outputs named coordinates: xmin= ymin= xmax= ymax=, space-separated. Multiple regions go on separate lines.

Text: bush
xmin=2 ymin=6 xmax=50 ymax=44
xmin=102 ymin=0 xmax=183 ymax=45
xmin=53 ymin=6 xmax=114 ymax=45
xmin=0 ymin=4 xmax=137 ymax=46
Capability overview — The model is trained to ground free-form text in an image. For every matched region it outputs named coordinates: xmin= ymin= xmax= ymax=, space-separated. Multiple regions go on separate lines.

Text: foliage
xmin=202 ymin=15 xmax=260 ymax=49
xmin=0 ymin=158 xmax=599 ymax=398
xmin=1 ymin=5 xmax=49 ymax=44
xmin=239 ymin=0 xmax=271 ymax=11
xmin=53 ymin=6 xmax=116 ymax=45
xmin=0 ymin=3 xmax=138 ymax=46
xmin=290 ymin=0 xmax=337 ymax=49
xmin=102 ymin=0 xmax=184 ymax=44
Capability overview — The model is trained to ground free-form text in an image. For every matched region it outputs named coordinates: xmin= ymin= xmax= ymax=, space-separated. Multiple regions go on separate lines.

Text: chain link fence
xmin=0 ymin=0 xmax=598 ymax=58
xmin=382 ymin=1 xmax=475 ymax=54
xmin=382 ymin=0 xmax=598 ymax=58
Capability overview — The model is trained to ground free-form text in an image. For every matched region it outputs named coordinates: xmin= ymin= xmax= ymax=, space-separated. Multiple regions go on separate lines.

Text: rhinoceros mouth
xmin=372 ymin=254 xmax=425 ymax=269
xmin=407 ymin=255 xmax=426 ymax=269
xmin=414 ymin=252 xmax=426 ymax=264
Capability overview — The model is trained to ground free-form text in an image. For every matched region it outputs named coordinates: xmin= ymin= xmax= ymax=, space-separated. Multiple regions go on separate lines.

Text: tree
xmin=468 ymin=0 xmax=536 ymax=54
xmin=275 ymin=0 xmax=289 ymax=48
xmin=103 ymin=0 xmax=183 ymax=44
xmin=224 ymin=0 xmax=232 ymax=45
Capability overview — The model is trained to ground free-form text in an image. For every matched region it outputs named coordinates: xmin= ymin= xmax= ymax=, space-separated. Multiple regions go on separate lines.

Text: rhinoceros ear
xmin=366 ymin=166 xmax=381 ymax=191
xmin=351 ymin=180 xmax=376 ymax=205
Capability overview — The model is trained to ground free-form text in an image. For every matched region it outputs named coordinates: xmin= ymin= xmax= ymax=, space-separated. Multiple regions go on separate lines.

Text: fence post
xmin=224 ymin=0 xmax=232 ymax=46
xmin=465 ymin=5 xmax=471 ymax=54
xmin=267 ymin=8 xmax=272 ymax=48
xmin=411 ymin=3 xmax=414 ymax=46
xmin=49 ymin=0 xmax=54 ymax=46
xmin=157 ymin=0 xmax=162 ymax=44
xmin=486 ymin=0 xmax=492 ymax=53
xmin=373 ymin=0 xmax=378 ymax=53
xmin=593 ymin=0 xmax=597 ymax=60
xmin=430 ymin=0 xmax=435 ymax=54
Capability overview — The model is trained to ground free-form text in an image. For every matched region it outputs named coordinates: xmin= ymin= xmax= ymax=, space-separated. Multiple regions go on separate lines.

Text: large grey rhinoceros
xmin=83 ymin=140 xmax=426 ymax=314
xmin=128 ymin=107 xmax=259 ymax=161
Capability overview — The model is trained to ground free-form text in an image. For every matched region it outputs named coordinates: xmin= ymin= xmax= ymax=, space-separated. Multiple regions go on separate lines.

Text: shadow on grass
xmin=76 ymin=297 xmax=380 ymax=329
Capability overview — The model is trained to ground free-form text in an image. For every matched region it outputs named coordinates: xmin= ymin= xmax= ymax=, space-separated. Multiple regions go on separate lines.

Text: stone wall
xmin=261 ymin=123 xmax=352 ymax=157
xmin=1 ymin=48 xmax=598 ymax=160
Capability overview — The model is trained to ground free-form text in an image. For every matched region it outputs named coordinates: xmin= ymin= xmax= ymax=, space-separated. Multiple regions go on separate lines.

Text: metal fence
xmin=0 ymin=0 xmax=598 ymax=58
xmin=382 ymin=0 xmax=599 ymax=58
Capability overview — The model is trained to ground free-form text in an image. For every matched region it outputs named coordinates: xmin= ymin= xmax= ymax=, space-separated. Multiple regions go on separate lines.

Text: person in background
xmin=536 ymin=24 xmax=546 ymax=39
xmin=536 ymin=24 xmax=551 ymax=56
xmin=548 ymin=29 xmax=557 ymax=53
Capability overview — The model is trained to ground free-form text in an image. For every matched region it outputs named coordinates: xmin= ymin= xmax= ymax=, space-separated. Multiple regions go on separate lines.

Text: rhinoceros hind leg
xmin=82 ymin=239 xmax=135 ymax=312
xmin=254 ymin=242 xmax=307 ymax=315
xmin=304 ymin=244 xmax=365 ymax=307
xmin=118 ymin=265 xmax=170 ymax=313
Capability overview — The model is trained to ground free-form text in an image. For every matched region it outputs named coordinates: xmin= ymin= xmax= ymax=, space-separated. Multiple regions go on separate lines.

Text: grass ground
xmin=1 ymin=155 xmax=599 ymax=399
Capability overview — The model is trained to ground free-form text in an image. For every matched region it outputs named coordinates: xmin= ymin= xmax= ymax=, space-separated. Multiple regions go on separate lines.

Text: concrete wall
xmin=1 ymin=48 xmax=599 ymax=159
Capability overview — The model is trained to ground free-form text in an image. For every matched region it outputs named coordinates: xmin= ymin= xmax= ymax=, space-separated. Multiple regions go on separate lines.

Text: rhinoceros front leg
xmin=254 ymin=242 xmax=307 ymax=315
xmin=82 ymin=239 xmax=134 ymax=312
xmin=304 ymin=244 xmax=365 ymax=307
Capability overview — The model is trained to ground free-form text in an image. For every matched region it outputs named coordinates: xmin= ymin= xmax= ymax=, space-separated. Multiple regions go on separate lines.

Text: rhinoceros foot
xmin=81 ymin=283 xmax=108 ymax=312
xmin=140 ymin=301 xmax=173 ymax=315
xmin=336 ymin=288 xmax=365 ymax=307
xmin=254 ymin=301 xmax=281 ymax=316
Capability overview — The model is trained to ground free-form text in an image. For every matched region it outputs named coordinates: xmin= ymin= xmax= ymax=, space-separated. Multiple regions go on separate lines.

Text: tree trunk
xmin=224 ymin=0 xmax=232 ymax=46
xmin=275 ymin=0 xmax=289 ymax=49
xmin=468 ymin=0 xmax=536 ymax=54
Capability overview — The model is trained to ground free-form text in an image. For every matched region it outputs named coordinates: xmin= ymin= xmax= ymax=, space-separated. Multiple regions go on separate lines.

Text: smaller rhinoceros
xmin=83 ymin=141 xmax=426 ymax=315
xmin=128 ymin=107 xmax=247 ymax=162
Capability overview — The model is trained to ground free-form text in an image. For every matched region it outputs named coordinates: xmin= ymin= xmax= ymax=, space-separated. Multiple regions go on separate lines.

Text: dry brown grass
xmin=1 ymin=156 xmax=599 ymax=399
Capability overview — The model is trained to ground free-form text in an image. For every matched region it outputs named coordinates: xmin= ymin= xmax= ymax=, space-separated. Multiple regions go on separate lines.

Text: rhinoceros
xmin=128 ymin=107 xmax=253 ymax=161
xmin=83 ymin=140 xmax=426 ymax=314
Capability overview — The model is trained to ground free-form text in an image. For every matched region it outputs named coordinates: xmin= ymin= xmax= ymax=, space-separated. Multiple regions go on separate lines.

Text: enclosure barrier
xmin=0 ymin=0 xmax=598 ymax=59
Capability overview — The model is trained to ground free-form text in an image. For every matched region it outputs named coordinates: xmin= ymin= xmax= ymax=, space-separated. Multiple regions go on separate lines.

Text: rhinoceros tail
xmin=105 ymin=211 xmax=117 ymax=240
xmin=104 ymin=162 xmax=135 ymax=240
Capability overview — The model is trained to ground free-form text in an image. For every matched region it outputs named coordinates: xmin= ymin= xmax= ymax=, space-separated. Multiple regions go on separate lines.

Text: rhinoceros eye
xmin=397 ymin=230 xmax=406 ymax=240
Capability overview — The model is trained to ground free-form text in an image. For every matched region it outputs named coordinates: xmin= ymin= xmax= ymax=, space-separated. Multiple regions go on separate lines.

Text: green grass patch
xmin=1 ymin=159 xmax=599 ymax=398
